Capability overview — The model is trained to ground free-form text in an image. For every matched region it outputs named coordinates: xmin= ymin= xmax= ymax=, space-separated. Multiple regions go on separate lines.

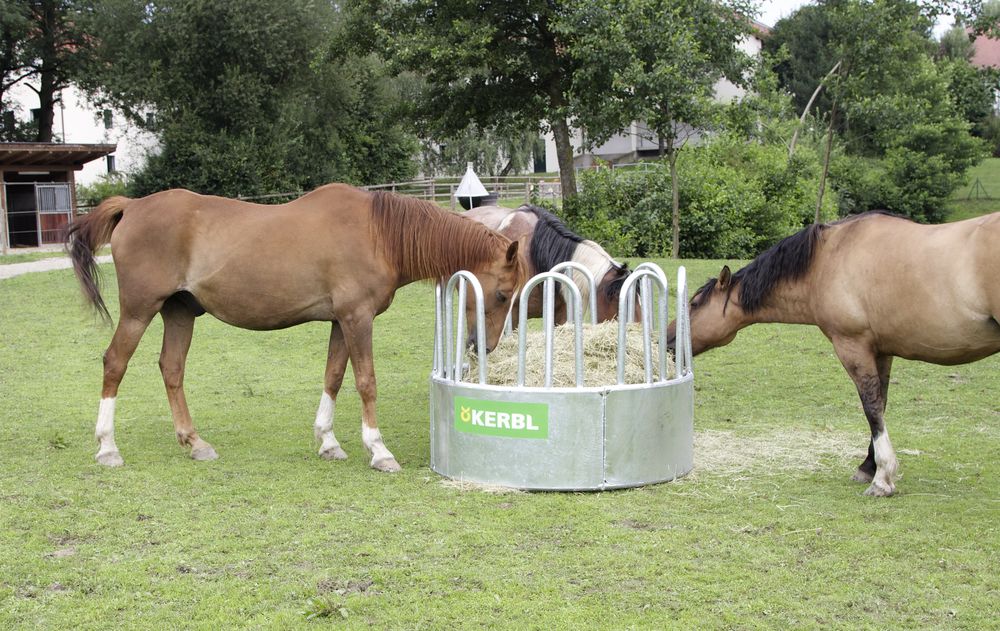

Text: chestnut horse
xmin=68 ymin=184 xmax=524 ymax=472
xmin=465 ymin=204 xmax=637 ymax=323
xmin=667 ymin=211 xmax=1000 ymax=496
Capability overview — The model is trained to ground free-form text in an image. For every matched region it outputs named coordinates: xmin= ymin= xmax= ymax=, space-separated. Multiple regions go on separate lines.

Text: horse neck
xmin=739 ymin=274 xmax=817 ymax=326
xmin=373 ymin=199 xmax=506 ymax=285
xmin=569 ymin=240 xmax=615 ymax=311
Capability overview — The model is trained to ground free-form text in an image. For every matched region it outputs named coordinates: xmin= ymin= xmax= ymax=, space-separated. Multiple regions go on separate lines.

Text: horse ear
xmin=718 ymin=266 xmax=732 ymax=289
xmin=505 ymin=240 xmax=519 ymax=264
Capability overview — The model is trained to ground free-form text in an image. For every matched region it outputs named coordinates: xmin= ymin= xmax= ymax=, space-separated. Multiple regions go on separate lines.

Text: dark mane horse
xmin=670 ymin=211 xmax=1000 ymax=497
xmin=465 ymin=204 xmax=637 ymax=323
xmin=68 ymin=184 xmax=525 ymax=472
xmin=690 ymin=220 xmax=826 ymax=315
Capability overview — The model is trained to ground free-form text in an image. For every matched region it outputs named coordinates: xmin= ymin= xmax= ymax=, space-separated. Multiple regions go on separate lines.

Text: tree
xmin=0 ymin=0 xmax=94 ymax=142
xmin=419 ymin=125 xmax=538 ymax=177
xmin=764 ymin=3 xmax=840 ymax=119
xmin=768 ymin=0 xmax=986 ymax=221
xmin=83 ymin=0 xmax=417 ymax=196
xmin=568 ymin=0 xmax=755 ymax=257
xmin=352 ymin=0 xmax=591 ymax=199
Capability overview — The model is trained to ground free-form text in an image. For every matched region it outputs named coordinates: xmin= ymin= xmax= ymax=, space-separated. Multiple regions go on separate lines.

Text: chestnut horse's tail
xmin=67 ymin=196 xmax=130 ymax=322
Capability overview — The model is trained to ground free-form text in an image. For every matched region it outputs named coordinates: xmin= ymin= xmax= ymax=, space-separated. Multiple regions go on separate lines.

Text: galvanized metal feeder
xmin=429 ymin=262 xmax=694 ymax=491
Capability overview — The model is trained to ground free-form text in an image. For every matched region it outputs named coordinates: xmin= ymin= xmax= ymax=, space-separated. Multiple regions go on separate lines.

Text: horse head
xmin=667 ymin=265 xmax=745 ymax=355
xmin=596 ymin=261 xmax=643 ymax=323
xmin=472 ymin=239 xmax=525 ymax=352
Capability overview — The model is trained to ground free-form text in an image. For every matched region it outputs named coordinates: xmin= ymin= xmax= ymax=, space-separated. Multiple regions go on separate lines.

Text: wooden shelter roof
xmin=0 ymin=142 xmax=117 ymax=170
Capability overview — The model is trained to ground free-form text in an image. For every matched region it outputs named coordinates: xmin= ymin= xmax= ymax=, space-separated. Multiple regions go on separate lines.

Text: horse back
xmin=107 ymin=185 xmax=395 ymax=329
xmin=816 ymin=212 xmax=1000 ymax=363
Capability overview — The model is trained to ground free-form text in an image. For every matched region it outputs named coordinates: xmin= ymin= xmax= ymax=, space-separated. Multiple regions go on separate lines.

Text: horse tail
xmin=67 ymin=196 xmax=129 ymax=323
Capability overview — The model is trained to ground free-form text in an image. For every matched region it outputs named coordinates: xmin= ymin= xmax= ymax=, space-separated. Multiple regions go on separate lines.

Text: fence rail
xmin=228 ymin=174 xmax=562 ymax=209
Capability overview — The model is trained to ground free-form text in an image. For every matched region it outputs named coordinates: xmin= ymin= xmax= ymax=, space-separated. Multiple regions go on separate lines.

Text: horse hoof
xmin=320 ymin=446 xmax=348 ymax=461
xmin=863 ymin=481 xmax=895 ymax=497
xmin=371 ymin=457 xmax=401 ymax=473
xmin=96 ymin=451 xmax=124 ymax=467
xmin=851 ymin=469 xmax=874 ymax=484
xmin=191 ymin=446 xmax=219 ymax=461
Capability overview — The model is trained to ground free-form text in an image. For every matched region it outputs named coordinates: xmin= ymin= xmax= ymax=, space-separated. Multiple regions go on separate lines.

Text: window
xmin=36 ymin=184 xmax=72 ymax=214
xmin=102 ymin=109 xmax=113 ymax=129
xmin=107 ymin=154 xmax=117 ymax=173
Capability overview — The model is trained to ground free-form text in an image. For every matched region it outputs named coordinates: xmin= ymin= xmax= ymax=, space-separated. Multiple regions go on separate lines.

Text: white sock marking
xmin=362 ymin=423 xmax=395 ymax=464
xmin=95 ymin=397 xmax=119 ymax=457
xmin=872 ymin=430 xmax=898 ymax=491
xmin=313 ymin=391 xmax=342 ymax=454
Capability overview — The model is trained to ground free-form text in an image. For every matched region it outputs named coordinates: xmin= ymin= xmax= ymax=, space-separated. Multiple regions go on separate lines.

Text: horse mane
xmin=519 ymin=205 xmax=629 ymax=312
xmin=370 ymin=190 xmax=515 ymax=281
xmin=693 ymin=221 xmax=828 ymax=315
xmin=519 ymin=205 xmax=584 ymax=273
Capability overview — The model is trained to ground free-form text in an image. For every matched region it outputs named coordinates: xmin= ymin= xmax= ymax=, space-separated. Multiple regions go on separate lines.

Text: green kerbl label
xmin=454 ymin=396 xmax=549 ymax=439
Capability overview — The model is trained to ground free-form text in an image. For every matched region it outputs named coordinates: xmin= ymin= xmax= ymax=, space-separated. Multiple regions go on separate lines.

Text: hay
xmin=475 ymin=320 xmax=675 ymax=387
xmin=693 ymin=429 xmax=862 ymax=476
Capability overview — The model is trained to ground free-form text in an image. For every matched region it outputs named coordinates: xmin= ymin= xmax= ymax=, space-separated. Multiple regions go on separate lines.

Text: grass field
xmin=947 ymin=157 xmax=1000 ymax=221
xmin=1 ymin=260 xmax=998 ymax=629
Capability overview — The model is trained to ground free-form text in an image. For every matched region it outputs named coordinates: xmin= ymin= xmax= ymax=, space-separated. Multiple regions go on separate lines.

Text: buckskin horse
xmin=68 ymin=184 xmax=525 ymax=472
xmin=465 ymin=204 xmax=637 ymax=324
xmin=667 ymin=211 xmax=1000 ymax=496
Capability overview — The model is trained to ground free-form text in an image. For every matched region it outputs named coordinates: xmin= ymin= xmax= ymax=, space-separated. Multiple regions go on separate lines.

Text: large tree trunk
xmin=550 ymin=116 xmax=577 ymax=200
xmin=33 ymin=0 xmax=59 ymax=143
xmin=35 ymin=68 xmax=56 ymax=142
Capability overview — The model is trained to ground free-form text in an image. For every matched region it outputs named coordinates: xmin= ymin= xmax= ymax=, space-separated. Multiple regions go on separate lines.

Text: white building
xmin=6 ymin=82 xmax=157 ymax=186
xmin=543 ymin=21 xmax=770 ymax=171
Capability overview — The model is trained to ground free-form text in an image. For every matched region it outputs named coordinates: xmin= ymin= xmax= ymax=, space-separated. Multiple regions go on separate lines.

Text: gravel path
xmin=0 ymin=254 xmax=113 ymax=280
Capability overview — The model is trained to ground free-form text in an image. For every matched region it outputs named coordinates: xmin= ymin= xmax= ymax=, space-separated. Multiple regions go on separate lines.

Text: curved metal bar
xmin=517 ymin=272 xmax=585 ymax=388
xmin=550 ymin=261 xmax=598 ymax=325
xmin=433 ymin=282 xmax=443 ymax=377
xmin=634 ymin=262 xmax=670 ymax=379
xmin=677 ymin=266 xmax=692 ymax=377
xmin=443 ymin=271 xmax=487 ymax=384
xmin=617 ymin=266 xmax=668 ymax=384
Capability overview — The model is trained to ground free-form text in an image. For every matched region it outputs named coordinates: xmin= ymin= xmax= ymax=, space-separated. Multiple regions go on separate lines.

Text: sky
xmin=756 ymin=0 xmax=956 ymax=36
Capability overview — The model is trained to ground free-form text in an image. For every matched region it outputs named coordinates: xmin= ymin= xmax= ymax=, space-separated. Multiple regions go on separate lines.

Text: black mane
xmin=694 ymin=222 xmax=828 ymax=314
xmin=518 ymin=204 xmax=584 ymax=272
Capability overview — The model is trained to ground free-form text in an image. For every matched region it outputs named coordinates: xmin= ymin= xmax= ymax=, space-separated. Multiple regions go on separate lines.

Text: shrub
xmin=76 ymin=172 xmax=129 ymax=210
xmin=563 ymin=135 xmax=834 ymax=259
xmin=831 ymin=119 xmax=986 ymax=223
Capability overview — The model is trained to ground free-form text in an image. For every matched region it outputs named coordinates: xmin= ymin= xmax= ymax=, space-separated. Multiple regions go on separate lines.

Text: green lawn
xmin=0 ymin=250 xmax=67 ymax=265
xmin=1 ymin=261 xmax=998 ymax=629
xmin=947 ymin=157 xmax=1000 ymax=221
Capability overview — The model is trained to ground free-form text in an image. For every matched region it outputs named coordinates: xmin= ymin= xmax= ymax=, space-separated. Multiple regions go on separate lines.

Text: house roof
xmin=971 ymin=32 xmax=1000 ymax=68
xmin=0 ymin=142 xmax=117 ymax=170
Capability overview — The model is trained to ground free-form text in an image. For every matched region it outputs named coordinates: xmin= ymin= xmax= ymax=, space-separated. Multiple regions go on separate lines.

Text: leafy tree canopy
xmin=82 ymin=0 xmax=417 ymax=197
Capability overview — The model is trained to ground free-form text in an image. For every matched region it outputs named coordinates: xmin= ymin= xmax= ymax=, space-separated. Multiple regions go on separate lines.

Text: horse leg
xmin=159 ymin=298 xmax=217 ymax=461
xmin=342 ymin=313 xmax=400 ymax=472
xmin=851 ymin=355 xmax=893 ymax=484
xmin=832 ymin=339 xmax=898 ymax=496
xmin=314 ymin=322 xmax=349 ymax=461
xmin=95 ymin=313 xmax=154 ymax=466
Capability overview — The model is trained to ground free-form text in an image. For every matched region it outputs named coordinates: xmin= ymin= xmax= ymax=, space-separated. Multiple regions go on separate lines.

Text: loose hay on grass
xmin=476 ymin=321 xmax=675 ymax=387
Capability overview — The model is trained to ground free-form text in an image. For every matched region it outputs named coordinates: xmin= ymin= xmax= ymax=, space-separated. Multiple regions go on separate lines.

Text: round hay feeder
xmin=429 ymin=263 xmax=694 ymax=491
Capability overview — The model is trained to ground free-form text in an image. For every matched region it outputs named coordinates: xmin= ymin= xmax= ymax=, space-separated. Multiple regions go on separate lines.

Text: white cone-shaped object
xmin=455 ymin=162 xmax=488 ymax=206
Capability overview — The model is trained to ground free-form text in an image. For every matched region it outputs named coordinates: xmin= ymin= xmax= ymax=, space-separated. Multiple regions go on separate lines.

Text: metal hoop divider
xmin=549 ymin=261 xmax=598 ymax=326
xmin=440 ymin=271 xmax=487 ymax=384
xmin=516 ymin=272 xmax=585 ymax=388
xmin=676 ymin=266 xmax=692 ymax=377
xmin=634 ymin=263 xmax=671 ymax=381
xmin=617 ymin=266 xmax=668 ymax=385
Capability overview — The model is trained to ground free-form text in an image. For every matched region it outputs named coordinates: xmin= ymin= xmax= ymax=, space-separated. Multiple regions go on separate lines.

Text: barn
xmin=0 ymin=142 xmax=116 ymax=253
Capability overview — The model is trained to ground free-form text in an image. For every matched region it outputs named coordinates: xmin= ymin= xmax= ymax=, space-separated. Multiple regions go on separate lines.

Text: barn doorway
xmin=3 ymin=180 xmax=73 ymax=247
